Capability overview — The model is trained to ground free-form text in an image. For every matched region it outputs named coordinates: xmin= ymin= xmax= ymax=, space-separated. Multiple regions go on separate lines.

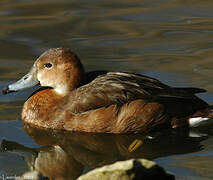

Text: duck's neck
xmin=53 ymin=63 xmax=85 ymax=96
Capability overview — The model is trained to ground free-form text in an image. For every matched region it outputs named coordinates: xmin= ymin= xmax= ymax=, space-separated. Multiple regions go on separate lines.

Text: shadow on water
xmin=0 ymin=122 xmax=208 ymax=179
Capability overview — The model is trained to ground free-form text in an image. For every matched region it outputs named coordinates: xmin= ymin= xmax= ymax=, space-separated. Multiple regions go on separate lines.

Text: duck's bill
xmin=2 ymin=66 xmax=39 ymax=95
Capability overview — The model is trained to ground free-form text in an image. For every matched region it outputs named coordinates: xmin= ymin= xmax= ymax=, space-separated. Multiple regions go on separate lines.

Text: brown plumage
xmin=3 ymin=48 xmax=212 ymax=133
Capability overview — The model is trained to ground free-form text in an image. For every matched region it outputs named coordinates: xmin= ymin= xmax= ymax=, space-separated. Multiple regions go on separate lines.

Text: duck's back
xmin=67 ymin=72 xmax=208 ymax=115
xmin=60 ymin=71 xmax=212 ymax=133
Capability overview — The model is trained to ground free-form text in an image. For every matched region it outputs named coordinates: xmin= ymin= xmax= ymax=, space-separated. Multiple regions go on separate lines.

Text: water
xmin=0 ymin=0 xmax=213 ymax=179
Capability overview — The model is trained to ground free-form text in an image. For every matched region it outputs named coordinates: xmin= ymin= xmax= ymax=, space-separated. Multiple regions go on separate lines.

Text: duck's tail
xmin=189 ymin=106 xmax=213 ymax=128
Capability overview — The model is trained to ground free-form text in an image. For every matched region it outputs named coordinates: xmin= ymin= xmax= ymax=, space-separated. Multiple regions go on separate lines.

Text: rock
xmin=77 ymin=159 xmax=174 ymax=180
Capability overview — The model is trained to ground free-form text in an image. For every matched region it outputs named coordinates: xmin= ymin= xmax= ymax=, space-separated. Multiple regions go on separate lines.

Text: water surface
xmin=0 ymin=0 xmax=213 ymax=179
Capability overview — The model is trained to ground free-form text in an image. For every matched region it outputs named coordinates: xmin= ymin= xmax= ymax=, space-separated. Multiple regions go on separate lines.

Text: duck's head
xmin=2 ymin=48 xmax=85 ymax=96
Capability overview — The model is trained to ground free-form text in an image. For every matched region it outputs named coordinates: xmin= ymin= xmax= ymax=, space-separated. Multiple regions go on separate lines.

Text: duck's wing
xmin=68 ymin=72 xmax=207 ymax=113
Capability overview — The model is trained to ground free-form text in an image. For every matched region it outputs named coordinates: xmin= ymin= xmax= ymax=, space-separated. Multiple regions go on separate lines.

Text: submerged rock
xmin=77 ymin=159 xmax=174 ymax=180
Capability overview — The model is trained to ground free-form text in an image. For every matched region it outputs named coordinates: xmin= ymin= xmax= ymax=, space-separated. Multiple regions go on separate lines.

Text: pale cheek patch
xmin=37 ymin=72 xmax=43 ymax=85
xmin=38 ymin=71 xmax=68 ymax=95
xmin=189 ymin=117 xmax=211 ymax=127
xmin=38 ymin=72 xmax=54 ymax=87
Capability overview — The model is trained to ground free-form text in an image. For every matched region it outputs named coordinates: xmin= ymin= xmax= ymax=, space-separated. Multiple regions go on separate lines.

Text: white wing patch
xmin=189 ymin=117 xmax=211 ymax=127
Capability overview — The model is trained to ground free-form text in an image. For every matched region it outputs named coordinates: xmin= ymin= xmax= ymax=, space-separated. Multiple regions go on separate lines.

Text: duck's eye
xmin=44 ymin=63 xmax=53 ymax=68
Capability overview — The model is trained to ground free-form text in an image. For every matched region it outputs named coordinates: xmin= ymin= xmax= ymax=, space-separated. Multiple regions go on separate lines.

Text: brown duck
xmin=2 ymin=48 xmax=213 ymax=133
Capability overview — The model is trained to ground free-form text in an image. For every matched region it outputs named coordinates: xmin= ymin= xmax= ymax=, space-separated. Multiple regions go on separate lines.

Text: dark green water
xmin=0 ymin=0 xmax=213 ymax=179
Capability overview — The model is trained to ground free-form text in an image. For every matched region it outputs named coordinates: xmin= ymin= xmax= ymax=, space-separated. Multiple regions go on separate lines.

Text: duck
xmin=2 ymin=48 xmax=213 ymax=133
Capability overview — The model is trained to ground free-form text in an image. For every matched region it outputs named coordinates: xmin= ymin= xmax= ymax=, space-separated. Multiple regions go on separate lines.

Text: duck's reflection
xmin=1 ymin=122 xmax=207 ymax=180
